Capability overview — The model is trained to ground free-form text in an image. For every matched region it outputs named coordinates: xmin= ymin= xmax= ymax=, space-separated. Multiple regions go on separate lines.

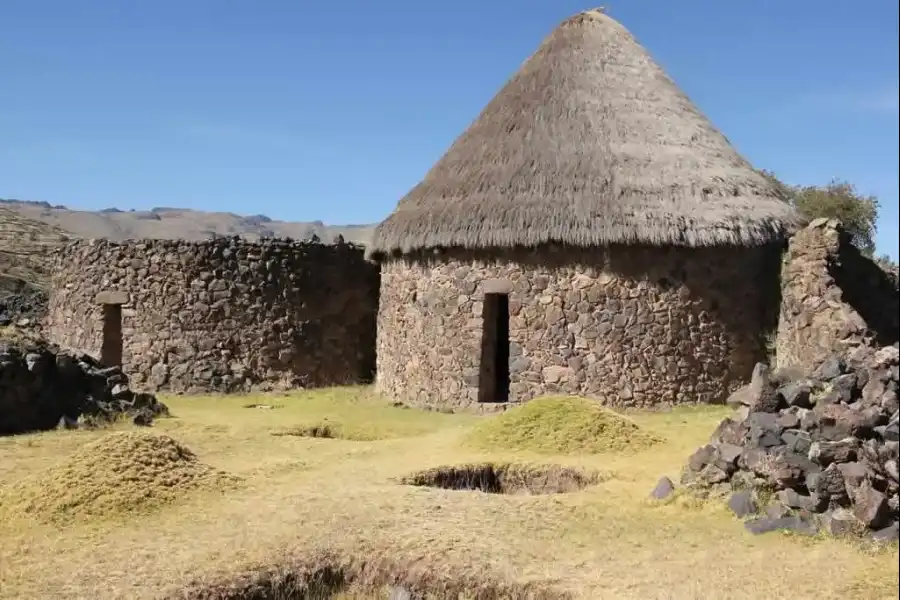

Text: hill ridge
xmin=0 ymin=198 xmax=375 ymax=289
xmin=0 ymin=197 xmax=376 ymax=245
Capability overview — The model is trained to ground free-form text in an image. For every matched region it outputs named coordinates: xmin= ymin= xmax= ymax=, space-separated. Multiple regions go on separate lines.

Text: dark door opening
xmin=478 ymin=293 xmax=510 ymax=403
xmin=100 ymin=303 xmax=123 ymax=368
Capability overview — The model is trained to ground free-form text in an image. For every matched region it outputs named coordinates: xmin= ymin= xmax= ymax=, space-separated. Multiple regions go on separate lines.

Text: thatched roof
xmin=370 ymin=8 xmax=799 ymax=258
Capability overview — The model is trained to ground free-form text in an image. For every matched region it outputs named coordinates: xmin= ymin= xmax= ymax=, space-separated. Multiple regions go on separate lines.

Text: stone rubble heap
xmin=0 ymin=277 xmax=48 ymax=328
xmin=676 ymin=344 xmax=899 ymax=541
xmin=0 ymin=338 xmax=169 ymax=436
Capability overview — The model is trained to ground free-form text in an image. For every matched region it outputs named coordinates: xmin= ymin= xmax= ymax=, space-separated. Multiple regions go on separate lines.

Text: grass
xmin=0 ymin=432 xmax=241 ymax=525
xmin=464 ymin=395 xmax=662 ymax=455
xmin=0 ymin=386 xmax=897 ymax=599
xmin=0 ymin=323 xmax=45 ymax=343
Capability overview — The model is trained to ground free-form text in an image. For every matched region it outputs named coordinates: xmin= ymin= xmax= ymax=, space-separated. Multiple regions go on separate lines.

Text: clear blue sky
xmin=1 ymin=1 xmax=898 ymax=258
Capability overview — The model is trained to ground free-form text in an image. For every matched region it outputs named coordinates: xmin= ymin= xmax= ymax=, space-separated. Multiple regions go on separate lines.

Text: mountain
xmin=0 ymin=197 xmax=377 ymax=294
xmin=0 ymin=198 xmax=376 ymax=246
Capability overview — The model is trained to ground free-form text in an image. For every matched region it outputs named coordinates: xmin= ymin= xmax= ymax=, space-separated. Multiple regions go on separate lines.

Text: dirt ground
xmin=1 ymin=387 xmax=897 ymax=599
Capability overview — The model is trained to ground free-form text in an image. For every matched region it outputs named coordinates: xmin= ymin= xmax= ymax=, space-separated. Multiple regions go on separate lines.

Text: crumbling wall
xmin=45 ymin=237 xmax=379 ymax=394
xmin=776 ymin=219 xmax=899 ymax=374
xmin=0 ymin=337 xmax=168 ymax=436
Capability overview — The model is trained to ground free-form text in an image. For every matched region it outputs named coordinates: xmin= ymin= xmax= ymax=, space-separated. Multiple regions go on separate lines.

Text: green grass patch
xmin=159 ymin=386 xmax=479 ymax=442
xmin=464 ymin=395 xmax=664 ymax=455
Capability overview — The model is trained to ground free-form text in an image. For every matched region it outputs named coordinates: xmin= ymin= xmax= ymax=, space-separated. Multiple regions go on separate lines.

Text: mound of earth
xmin=0 ymin=432 xmax=240 ymax=523
xmin=465 ymin=396 xmax=662 ymax=455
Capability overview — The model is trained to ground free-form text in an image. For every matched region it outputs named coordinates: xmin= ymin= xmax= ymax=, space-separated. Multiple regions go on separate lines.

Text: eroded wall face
xmin=46 ymin=238 xmax=379 ymax=393
xmin=776 ymin=219 xmax=899 ymax=373
xmin=376 ymin=244 xmax=780 ymax=409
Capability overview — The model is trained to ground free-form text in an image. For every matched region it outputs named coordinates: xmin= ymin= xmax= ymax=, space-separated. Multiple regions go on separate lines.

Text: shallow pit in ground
xmin=400 ymin=462 xmax=601 ymax=495
xmin=177 ymin=554 xmax=567 ymax=600
xmin=270 ymin=423 xmax=348 ymax=440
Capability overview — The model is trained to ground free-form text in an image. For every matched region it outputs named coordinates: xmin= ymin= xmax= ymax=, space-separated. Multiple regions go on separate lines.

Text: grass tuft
xmin=464 ymin=395 xmax=663 ymax=455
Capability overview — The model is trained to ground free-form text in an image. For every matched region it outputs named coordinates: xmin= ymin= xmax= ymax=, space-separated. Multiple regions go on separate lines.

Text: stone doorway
xmin=95 ymin=291 xmax=127 ymax=368
xmin=100 ymin=304 xmax=123 ymax=368
xmin=478 ymin=292 xmax=510 ymax=403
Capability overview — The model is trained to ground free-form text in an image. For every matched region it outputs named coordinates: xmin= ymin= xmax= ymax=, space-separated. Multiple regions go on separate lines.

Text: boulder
xmin=727 ymin=490 xmax=757 ymax=518
xmin=650 ymin=476 xmax=675 ymax=500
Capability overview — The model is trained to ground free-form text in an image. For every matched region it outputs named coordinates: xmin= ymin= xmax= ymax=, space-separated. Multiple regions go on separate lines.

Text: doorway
xmin=100 ymin=303 xmax=123 ymax=368
xmin=478 ymin=292 xmax=510 ymax=403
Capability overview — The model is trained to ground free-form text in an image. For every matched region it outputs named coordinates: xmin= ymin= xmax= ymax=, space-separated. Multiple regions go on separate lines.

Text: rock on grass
xmin=464 ymin=395 xmax=663 ymax=455
xmin=681 ymin=346 xmax=900 ymax=537
xmin=0 ymin=432 xmax=240 ymax=524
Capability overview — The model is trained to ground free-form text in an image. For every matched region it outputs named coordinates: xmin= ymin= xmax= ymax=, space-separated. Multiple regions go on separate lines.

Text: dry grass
xmin=0 ymin=386 xmax=897 ymax=599
xmin=0 ymin=323 xmax=45 ymax=344
xmin=0 ymin=432 xmax=240 ymax=525
xmin=464 ymin=395 xmax=662 ymax=455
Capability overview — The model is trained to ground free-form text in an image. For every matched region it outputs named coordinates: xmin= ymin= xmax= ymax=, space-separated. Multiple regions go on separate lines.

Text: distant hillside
xmin=0 ymin=198 xmax=376 ymax=246
xmin=0 ymin=207 xmax=72 ymax=290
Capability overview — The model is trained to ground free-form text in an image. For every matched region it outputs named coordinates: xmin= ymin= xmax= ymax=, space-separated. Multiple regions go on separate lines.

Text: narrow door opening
xmin=478 ymin=293 xmax=510 ymax=403
xmin=100 ymin=303 xmax=123 ymax=368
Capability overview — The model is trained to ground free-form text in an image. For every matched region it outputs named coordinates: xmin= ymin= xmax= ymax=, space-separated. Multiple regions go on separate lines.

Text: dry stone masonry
xmin=776 ymin=219 xmax=899 ymax=374
xmin=377 ymin=243 xmax=782 ymax=410
xmin=675 ymin=344 xmax=899 ymax=541
xmin=0 ymin=337 xmax=169 ymax=436
xmin=46 ymin=237 xmax=379 ymax=394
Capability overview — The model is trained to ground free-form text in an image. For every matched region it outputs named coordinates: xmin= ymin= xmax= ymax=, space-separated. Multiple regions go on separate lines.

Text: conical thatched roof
xmin=370 ymin=8 xmax=799 ymax=258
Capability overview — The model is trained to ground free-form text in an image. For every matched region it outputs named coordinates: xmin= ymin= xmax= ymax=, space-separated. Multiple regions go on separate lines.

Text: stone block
xmin=94 ymin=291 xmax=129 ymax=305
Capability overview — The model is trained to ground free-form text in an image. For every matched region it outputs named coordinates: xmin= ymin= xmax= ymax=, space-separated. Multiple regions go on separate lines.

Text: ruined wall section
xmin=776 ymin=218 xmax=899 ymax=373
xmin=46 ymin=237 xmax=379 ymax=393
xmin=376 ymin=243 xmax=781 ymax=410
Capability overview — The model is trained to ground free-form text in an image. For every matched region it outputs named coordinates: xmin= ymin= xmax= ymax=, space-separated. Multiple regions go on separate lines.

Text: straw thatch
xmin=370 ymin=9 xmax=800 ymax=258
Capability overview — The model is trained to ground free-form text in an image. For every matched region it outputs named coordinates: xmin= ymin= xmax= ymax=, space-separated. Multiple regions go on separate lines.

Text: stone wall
xmin=776 ymin=219 xmax=899 ymax=374
xmin=45 ymin=237 xmax=379 ymax=393
xmin=376 ymin=243 xmax=782 ymax=410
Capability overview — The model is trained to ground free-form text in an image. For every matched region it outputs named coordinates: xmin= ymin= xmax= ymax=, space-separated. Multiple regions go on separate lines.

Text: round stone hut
xmin=46 ymin=237 xmax=379 ymax=394
xmin=368 ymin=9 xmax=800 ymax=410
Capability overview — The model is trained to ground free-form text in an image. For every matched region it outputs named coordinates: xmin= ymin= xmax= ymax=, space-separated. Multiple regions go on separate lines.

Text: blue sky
xmin=1 ymin=1 xmax=898 ymax=258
